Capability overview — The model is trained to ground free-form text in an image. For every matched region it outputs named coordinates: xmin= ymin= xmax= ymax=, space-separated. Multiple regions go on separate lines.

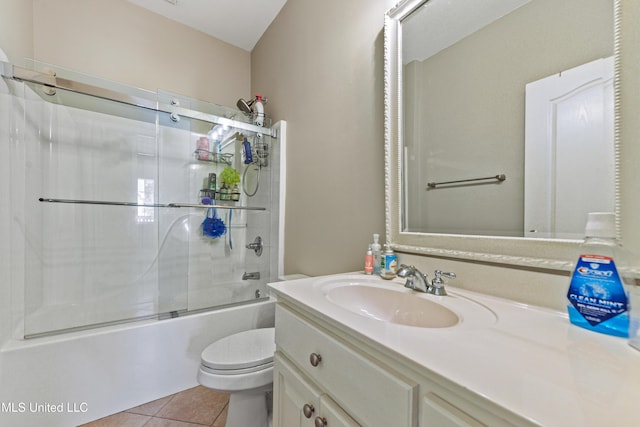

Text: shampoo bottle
xmin=372 ymin=234 xmax=382 ymax=275
xmin=567 ymin=212 xmax=630 ymax=337
xmin=243 ymin=137 xmax=253 ymax=164
xmin=254 ymin=95 xmax=265 ymax=126
xmin=197 ymin=136 xmax=209 ymax=160
xmin=364 ymin=245 xmax=374 ymax=275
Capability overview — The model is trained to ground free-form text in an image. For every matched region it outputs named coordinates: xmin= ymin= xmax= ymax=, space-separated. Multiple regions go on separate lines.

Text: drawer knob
xmin=315 ymin=416 xmax=328 ymax=427
xmin=303 ymin=403 xmax=315 ymax=418
xmin=309 ymin=352 xmax=322 ymax=367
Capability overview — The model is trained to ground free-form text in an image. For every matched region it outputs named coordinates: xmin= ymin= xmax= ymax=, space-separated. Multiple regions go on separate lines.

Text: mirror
xmin=384 ymin=0 xmax=624 ymax=269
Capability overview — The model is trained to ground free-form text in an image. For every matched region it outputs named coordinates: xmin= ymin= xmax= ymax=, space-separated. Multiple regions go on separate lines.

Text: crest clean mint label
xmin=567 ymin=254 xmax=628 ymax=337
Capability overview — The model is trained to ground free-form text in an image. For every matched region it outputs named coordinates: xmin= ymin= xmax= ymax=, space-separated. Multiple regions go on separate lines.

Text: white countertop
xmin=268 ymin=273 xmax=640 ymax=427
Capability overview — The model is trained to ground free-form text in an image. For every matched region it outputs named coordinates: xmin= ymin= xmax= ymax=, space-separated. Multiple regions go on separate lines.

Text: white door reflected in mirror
xmin=524 ymin=56 xmax=615 ymax=239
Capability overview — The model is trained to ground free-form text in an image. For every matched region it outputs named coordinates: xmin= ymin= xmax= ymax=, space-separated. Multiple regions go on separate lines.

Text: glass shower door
xmin=9 ymin=62 xmax=278 ymax=338
xmin=157 ymin=91 xmax=274 ymax=313
xmin=12 ymin=61 xmax=191 ymax=337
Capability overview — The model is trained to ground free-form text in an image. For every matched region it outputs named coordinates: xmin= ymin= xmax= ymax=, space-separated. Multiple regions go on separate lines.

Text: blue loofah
xmin=201 ymin=203 xmax=226 ymax=239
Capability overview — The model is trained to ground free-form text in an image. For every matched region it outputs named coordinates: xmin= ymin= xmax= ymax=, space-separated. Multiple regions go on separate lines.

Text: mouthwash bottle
xmin=567 ymin=212 xmax=629 ymax=337
xmin=631 ymin=280 xmax=640 ymax=351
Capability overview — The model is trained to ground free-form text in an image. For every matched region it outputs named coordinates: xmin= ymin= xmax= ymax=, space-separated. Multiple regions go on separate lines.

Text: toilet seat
xmin=198 ymin=327 xmax=276 ymax=393
xmin=201 ymin=328 xmax=275 ymax=373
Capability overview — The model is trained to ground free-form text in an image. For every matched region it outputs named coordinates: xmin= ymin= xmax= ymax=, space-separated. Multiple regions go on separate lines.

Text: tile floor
xmin=78 ymin=386 xmax=229 ymax=427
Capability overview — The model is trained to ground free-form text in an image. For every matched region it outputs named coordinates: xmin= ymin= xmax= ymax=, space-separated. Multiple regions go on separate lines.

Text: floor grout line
xmin=209 ymin=401 xmax=229 ymax=427
xmin=79 ymin=386 xmax=229 ymax=427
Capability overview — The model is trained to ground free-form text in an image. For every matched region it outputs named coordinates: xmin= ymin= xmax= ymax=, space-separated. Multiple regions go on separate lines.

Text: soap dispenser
xmin=382 ymin=243 xmax=397 ymax=276
xmin=372 ymin=234 xmax=382 ymax=275
xmin=364 ymin=245 xmax=374 ymax=275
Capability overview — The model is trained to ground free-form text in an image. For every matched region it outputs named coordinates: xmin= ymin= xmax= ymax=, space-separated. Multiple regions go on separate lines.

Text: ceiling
xmin=402 ymin=0 xmax=530 ymax=64
xmin=127 ymin=0 xmax=288 ymax=52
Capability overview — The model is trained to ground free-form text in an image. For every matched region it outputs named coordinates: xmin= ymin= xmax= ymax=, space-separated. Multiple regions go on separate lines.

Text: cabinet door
xmin=274 ymin=353 xmax=320 ymax=427
xmin=274 ymin=353 xmax=362 ymax=427
xmin=276 ymin=305 xmax=416 ymax=426
xmin=318 ymin=395 xmax=361 ymax=427
xmin=422 ymin=393 xmax=485 ymax=427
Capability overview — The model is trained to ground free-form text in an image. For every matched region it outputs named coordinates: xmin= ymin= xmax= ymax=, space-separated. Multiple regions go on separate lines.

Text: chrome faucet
xmin=397 ymin=265 xmax=456 ymax=296
xmin=396 ymin=264 xmax=430 ymax=293
xmin=242 ymin=272 xmax=261 ymax=280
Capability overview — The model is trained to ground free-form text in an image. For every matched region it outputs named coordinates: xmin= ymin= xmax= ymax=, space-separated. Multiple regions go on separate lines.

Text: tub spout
xmin=242 ymin=271 xmax=260 ymax=280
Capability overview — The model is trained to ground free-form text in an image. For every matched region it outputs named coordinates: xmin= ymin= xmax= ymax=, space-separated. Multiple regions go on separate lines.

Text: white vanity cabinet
xmin=417 ymin=377 xmax=523 ymax=427
xmin=273 ymin=303 xmax=536 ymax=427
xmin=274 ymin=353 xmax=359 ymax=426
xmin=269 ymin=274 xmax=640 ymax=426
xmin=273 ymin=305 xmax=417 ymax=427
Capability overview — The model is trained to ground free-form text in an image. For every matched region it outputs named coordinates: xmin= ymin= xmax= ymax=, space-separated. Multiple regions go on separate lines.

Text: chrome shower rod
xmin=38 ymin=198 xmax=266 ymax=211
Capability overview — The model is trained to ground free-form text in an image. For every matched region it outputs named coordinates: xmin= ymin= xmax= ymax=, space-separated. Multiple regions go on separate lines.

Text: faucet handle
xmin=434 ymin=270 xmax=456 ymax=280
xmin=431 ymin=270 xmax=455 ymax=296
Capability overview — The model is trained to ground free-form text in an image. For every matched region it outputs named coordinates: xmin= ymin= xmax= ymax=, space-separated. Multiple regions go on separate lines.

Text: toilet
xmin=198 ymin=327 xmax=276 ymax=427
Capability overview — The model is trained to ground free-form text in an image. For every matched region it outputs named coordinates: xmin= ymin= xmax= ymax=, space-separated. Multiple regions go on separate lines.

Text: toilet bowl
xmin=198 ymin=327 xmax=276 ymax=427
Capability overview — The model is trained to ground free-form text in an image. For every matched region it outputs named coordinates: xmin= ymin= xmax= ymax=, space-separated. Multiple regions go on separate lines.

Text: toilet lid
xmin=201 ymin=328 xmax=275 ymax=371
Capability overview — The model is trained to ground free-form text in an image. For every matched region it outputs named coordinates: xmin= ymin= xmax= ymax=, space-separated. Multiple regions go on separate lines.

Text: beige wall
xmin=30 ymin=0 xmax=250 ymax=107
xmin=252 ymin=0 xmax=397 ymax=276
xmin=399 ymin=253 xmax=569 ymax=311
xmin=0 ymin=0 xmax=33 ymax=62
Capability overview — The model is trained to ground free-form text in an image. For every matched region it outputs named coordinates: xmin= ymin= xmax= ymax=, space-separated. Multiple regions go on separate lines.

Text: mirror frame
xmin=384 ymin=0 xmax=635 ymax=271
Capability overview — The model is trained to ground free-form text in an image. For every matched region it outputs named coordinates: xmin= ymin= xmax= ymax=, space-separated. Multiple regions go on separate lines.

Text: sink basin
xmin=326 ymin=285 xmax=459 ymax=328
xmin=274 ymin=274 xmax=497 ymax=331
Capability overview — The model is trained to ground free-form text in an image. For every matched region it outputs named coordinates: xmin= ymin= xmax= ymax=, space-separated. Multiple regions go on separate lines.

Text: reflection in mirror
xmin=400 ymin=0 xmax=614 ymax=239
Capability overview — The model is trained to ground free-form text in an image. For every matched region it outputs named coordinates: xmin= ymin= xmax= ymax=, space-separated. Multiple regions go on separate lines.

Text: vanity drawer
xmin=275 ymin=305 xmax=417 ymax=427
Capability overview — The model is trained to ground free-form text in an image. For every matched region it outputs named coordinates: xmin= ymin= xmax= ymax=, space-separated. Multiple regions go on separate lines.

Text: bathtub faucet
xmin=242 ymin=272 xmax=261 ymax=280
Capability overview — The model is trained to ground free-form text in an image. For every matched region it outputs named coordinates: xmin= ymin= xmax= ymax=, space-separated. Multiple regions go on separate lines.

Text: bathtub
xmin=0 ymin=299 xmax=275 ymax=427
